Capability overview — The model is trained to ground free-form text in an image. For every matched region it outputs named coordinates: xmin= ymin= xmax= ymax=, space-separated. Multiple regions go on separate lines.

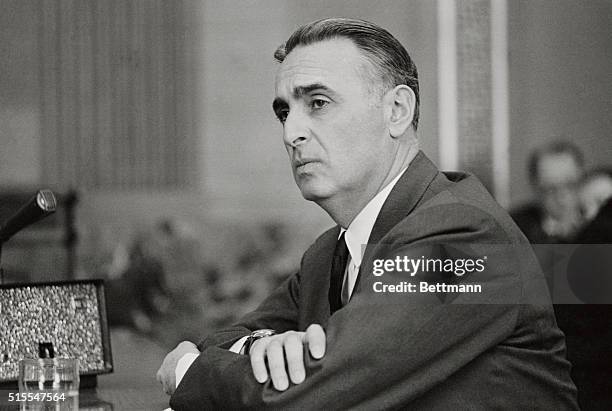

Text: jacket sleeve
xmin=170 ymin=206 xmax=567 ymax=410
xmin=169 ymin=270 xmax=301 ymax=411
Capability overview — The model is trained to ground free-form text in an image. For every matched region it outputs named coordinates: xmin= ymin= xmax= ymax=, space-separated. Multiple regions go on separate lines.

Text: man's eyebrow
xmin=293 ymin=83 xmax=333 ymax=98
xmin=272 ymin=83 xmax=335 ymax=113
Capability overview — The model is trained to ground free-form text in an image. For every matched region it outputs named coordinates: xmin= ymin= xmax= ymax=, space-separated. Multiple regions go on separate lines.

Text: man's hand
xmin=249 ymin=324 xmax=325 ymax=391
xmin=156 ymin=341 xmax=199 ymax=395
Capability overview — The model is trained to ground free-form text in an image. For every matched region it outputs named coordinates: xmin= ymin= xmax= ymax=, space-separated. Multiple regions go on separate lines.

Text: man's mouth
xmin=294 ymin=158 xmax=316 ymax=167
xmin=294 ymin=159 xmax=319 ymax=174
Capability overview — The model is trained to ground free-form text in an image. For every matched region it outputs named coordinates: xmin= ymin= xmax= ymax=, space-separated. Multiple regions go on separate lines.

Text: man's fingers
xmin=248 ymin=328 xmax=323 ymax=390
xmin=249 ymin=338 xmax=269 ymax=384
xmin=267 ymin=340 xmax=289 ymax=391
xmin=284 ymin=333 xmax=305 ymax=384
xmin=305 ymin=324 xmax=326 ymax=359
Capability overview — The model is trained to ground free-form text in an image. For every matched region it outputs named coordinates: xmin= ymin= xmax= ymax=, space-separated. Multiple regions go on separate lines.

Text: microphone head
xmin=36 ymin=190 xmax=57 ymax=213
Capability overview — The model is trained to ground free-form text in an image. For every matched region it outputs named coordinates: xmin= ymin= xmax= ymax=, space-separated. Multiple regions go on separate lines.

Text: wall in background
xmin=36 ymin=0 xmax=197 ymax=190
xmin=0 ymin=1 xmax=40 ymax=187
xmin=508 ymin=0 xmax=612 ymax=207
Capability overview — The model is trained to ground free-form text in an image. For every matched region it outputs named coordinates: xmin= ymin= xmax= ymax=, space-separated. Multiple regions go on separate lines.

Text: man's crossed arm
xmin=157 ymin=208 xmax=566 ymax=409
xmin=156 ymin=324 xmax=326 ymax=395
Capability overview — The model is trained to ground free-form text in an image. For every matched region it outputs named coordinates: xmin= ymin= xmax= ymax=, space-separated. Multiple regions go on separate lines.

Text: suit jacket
xmin=171 ymin=151 xmax=578 ymax=410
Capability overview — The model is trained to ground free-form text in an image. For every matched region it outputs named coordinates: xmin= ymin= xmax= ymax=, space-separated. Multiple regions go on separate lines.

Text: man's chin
xmin=297 ymin=182 xmax=332 ymax=202
xmin=301 ymin=191 xmax=324 ymax=202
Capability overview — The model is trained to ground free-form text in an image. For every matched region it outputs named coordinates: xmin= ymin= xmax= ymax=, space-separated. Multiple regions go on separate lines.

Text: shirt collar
xmin=340 ymin=168 xmax=408 ymax=267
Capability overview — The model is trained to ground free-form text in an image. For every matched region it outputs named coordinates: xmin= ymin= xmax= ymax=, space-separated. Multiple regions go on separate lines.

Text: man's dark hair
xmin=528 ymin=140 xmax=585 ymax=185
xmin=274 ymin=17 xmax=420 ymax=130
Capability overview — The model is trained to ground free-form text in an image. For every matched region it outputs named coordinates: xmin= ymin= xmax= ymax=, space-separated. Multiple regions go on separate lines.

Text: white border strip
xmin=437 ymin=0 xmax=458 ymax=171
xmin=491 ymin=0 xmax=510 ymax=206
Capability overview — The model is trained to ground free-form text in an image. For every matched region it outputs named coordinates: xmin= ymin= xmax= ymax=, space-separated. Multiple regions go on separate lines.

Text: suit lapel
xmin=299 ymin=151 xmax=440 ymax=321
xmin=353 ymin=151 xmax=439 ymax=294
xmin=298 ymin=226 xmax=340 ymax=329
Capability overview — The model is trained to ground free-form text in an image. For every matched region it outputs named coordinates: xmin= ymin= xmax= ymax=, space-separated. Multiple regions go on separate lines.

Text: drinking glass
xmin=18 ymin=358 xmax=79 ymax=410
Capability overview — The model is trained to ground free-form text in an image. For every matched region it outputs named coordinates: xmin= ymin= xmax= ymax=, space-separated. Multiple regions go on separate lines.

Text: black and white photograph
xmin=1 ymin=0 xmax=611 ymax=409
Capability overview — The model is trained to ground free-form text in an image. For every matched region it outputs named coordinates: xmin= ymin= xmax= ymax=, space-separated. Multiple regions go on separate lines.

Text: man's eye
xmin=277 ymin=109 xmax=289 ymax=123
xmin=311 ymin=99 xmax=329 ymax=110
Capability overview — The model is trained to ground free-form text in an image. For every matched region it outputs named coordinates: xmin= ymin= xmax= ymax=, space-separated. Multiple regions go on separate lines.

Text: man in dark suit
xmin=511 ymin=141 xmax=585 ymax=244
xmin=158 ymin=18 xmax=578 ymax=409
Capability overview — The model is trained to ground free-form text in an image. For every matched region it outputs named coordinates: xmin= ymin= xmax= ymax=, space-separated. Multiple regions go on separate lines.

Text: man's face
xmin=536 ymin=153 xmax=583 ymax=220
xmin=273 ymin=38 xmax=392 ymax=203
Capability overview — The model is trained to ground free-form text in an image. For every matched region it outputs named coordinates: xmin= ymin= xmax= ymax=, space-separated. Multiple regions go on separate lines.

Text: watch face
xmin=243 ymin=330 xmax=276 ymax=355
xmin=252 ymin=329 xmax=275 ymax=338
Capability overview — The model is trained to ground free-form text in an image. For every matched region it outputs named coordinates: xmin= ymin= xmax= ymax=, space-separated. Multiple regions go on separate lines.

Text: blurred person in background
xmin=106 ymin=222 xmax=171 ymax=334
xmin=511 ymin=141 xmax=585 ymax=243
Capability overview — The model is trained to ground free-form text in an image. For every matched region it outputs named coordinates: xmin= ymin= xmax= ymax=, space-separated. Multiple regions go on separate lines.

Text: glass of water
xmin=18 ymin=358 xmax=79 ymax=411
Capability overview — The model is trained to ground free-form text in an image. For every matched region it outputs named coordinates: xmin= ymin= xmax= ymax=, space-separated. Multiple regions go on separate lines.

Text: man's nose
xmin=283 ymin=111 xmax=309 ymax=147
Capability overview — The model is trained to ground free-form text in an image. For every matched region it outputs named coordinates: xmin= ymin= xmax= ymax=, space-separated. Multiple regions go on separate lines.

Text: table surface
xmin=81 ymin=387 xmax=169 ymax=410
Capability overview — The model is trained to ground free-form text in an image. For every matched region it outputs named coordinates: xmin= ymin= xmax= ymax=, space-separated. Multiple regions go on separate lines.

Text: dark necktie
xmin=329 ymin=232 xmax=349 ymax=314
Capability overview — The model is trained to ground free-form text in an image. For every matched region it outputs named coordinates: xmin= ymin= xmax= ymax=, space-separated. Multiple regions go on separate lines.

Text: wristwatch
xmin=242 ymin=329 xmax=276 ymax=355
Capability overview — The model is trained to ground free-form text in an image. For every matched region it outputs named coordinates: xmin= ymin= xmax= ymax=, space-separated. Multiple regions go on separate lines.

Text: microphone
xmin=0 ymin=190 xmax=57 ymax=243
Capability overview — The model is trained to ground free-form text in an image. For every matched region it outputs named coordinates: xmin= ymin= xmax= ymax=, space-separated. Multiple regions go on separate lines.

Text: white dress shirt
xmin=340 ymin=167 xmax=407 ymax=300
xmin=174 ymin=168 xmax=408 ymax=389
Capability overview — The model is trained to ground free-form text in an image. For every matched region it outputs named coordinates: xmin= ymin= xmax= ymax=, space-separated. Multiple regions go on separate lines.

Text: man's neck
xmin=319 ymin=143 xmax=419 ymax=228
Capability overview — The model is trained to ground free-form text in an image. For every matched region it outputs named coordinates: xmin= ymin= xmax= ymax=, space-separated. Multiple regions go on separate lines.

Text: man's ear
xmin=385 ymin=85 xmax=416 ymax=138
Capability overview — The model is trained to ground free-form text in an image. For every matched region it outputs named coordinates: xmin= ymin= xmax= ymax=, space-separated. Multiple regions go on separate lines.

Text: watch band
xmin=242 ymin=329 xmax=276 ymax=355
